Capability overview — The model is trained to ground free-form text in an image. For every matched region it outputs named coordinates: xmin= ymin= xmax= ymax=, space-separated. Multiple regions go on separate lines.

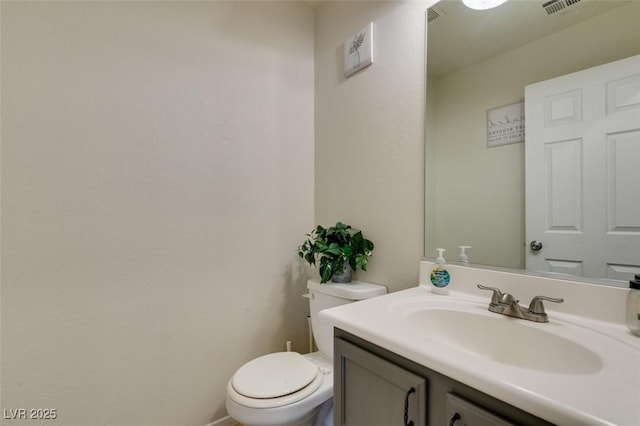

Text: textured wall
xmin=314 ymin=1 xmax=431 ymax=291
xmin=1 ymin=2 xmax=314 ymax=425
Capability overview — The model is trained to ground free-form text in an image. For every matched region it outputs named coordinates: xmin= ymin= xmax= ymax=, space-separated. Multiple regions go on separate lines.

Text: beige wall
xmin=314 ymin=1 xmax=431 ymax=292
xmin=429 ymin=2 xmax=640 ymax=268
xmin=1 ymin=2 xmax=314 ymax=425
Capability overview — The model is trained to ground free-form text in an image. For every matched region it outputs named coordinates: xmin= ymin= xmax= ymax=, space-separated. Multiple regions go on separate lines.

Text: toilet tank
xmin=307 ymin=279 xmax=387 ymax=359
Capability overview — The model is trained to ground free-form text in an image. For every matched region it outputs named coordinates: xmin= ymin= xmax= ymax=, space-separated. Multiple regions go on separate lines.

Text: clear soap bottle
xmin=458 ymin=245 xmax=471 ymax=264
xmin=430 ymin=248 xmax=451 ymax=295
xmin=627 ymin=274 xmax=640 ymax=337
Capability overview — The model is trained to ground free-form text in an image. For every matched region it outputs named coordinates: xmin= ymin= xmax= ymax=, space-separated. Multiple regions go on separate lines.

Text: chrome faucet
xmin=477 ymin=284 xmax=564 ymax=323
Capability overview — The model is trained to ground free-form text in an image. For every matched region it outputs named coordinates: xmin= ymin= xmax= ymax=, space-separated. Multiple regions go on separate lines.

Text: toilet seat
xmin=228 ymin=352 xmax=324 ymax=409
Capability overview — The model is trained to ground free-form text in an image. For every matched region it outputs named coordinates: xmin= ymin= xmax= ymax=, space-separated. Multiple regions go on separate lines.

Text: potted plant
xmin=298 ymin=222 xmax=374 ymax=283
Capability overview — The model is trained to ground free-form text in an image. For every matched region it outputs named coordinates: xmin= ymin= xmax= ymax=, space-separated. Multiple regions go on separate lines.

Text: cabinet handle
xmin=403 ymin=387 xmax=416 ymax=426
xmin=449 ymin=412 xmax=461 ymax=426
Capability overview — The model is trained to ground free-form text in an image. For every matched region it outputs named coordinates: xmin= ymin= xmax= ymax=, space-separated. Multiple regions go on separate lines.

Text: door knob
xmin=530 ymin=240 xmax=543 ymax=251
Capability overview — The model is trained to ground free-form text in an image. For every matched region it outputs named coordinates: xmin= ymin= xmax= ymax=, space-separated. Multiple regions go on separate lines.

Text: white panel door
xmin=525 ymin=54 xmax=640 ymax=282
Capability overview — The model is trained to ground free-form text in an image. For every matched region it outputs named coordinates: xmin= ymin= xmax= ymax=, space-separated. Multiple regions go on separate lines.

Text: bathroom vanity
xmin=334 ymin=330 xmax=552 ymax=425
xmin=320 ymin=261 xmax=640 ymax=426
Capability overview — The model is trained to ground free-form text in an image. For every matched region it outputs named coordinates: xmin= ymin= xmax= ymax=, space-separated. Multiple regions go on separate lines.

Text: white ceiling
xmin=428 ymin=0 xmax=632 ymax=78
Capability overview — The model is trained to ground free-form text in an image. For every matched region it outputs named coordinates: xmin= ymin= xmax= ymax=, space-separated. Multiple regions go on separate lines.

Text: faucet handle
xmin=477 ymin=284 xmax=502 ymax=305
xmin=528 ymin=295 xmax=564 ymax=314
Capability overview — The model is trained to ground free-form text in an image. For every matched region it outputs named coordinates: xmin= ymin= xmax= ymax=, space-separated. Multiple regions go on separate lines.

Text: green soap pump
xmin=430 ymin=248 xmax=451 ymax=295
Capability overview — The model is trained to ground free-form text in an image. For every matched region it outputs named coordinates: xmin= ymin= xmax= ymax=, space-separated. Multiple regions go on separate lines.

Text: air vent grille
xmin=427 ymin=5 xmax=446 ymax=23
xmin=543 ymin=0 xmax=583 ymax=15
xmin=427 ymin=8 xmax=440 ymax=22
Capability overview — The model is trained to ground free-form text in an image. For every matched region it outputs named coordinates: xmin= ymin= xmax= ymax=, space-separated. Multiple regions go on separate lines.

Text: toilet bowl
xmin=226 ymin=351 xmax=333 ymax=426
xmin=225 ymin=279 xmax=387 ymax=426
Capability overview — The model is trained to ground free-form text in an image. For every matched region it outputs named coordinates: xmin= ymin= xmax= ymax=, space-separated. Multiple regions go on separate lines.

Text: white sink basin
xmin=403 ymin=306 xmax=603 ymax=374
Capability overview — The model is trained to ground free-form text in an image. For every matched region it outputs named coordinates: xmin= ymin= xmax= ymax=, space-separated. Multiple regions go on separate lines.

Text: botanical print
xmin=349 ymin=31 xmax=366 ymax=69
xmin=344 ymin=22 xmax=373 ymax=77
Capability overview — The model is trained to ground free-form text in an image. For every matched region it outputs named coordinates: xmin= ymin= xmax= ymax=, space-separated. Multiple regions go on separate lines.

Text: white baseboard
xmin=204 ymin=415 xmax=238 ymax=426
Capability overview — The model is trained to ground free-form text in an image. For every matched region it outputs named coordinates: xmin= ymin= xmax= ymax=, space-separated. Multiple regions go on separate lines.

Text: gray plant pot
xmin=331 ymin=262 xmax=353 ymax=283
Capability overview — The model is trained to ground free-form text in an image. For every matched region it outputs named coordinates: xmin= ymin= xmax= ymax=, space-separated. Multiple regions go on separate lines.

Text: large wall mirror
xmin=425 ymin=0 xmax=640 ymax=287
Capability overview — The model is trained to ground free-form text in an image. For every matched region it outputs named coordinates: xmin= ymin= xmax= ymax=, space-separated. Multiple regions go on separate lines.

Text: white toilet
xmin=226 ymin=279 xmax=387 ymax=426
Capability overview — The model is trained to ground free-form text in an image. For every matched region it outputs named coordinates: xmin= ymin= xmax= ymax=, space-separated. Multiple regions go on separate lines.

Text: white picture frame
xmin=486 ymin=101 xmax=525 ymax=148
xmin=344 ymin=22 xmax=374 ymax=78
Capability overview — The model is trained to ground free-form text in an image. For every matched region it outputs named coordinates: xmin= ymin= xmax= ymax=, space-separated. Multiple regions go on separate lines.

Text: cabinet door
xmin=335 ymin=338 xmax=427 ymax=426
xmin=446 ymin=393 xmax=517 ymax=426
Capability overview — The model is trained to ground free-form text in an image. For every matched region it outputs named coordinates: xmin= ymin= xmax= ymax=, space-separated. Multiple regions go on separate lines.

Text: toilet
xmin=226 ymin=279 xmax=387 ymax=426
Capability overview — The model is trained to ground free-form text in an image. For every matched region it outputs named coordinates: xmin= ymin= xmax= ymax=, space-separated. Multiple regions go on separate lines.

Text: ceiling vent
xmin=427 ymin=5 xmax=446 ymax=23
xmin=543 ymin=0 xmax=583 ymax=15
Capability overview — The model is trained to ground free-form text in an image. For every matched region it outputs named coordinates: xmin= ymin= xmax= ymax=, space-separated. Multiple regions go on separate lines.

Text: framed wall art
xmin=344 ymin=22 xmax=374 ymax=78
xmin=486 ymin=101 xmax=525 ymax=148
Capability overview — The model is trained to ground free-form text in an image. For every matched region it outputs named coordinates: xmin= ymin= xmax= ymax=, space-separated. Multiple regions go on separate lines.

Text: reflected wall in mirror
xmin=425 ymin=0 xmax=640 ymax=286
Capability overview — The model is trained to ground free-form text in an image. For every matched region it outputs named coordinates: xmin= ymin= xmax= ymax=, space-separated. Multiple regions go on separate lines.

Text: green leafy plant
xmin=298 ymin=222 xmax=374 ymax=283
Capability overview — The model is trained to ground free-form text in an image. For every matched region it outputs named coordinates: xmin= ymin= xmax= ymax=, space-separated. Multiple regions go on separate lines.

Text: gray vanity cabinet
xmin=334 ymin=337 xmax=427 ymax=426
xmin=334 ymin=329 xmax=554 ymax=426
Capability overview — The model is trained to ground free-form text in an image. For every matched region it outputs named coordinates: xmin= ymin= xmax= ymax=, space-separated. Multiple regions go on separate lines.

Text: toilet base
xmin=227 ymin=396 xmax=324 ymax=426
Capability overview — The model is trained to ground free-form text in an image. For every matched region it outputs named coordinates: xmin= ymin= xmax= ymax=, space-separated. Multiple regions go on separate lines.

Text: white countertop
xmin=319 ymin=263 xmax=640 ymax=426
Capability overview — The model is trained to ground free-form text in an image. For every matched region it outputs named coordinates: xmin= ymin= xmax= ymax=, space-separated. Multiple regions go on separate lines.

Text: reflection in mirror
xmin=425 ymin=0 xmax=640 ymax=286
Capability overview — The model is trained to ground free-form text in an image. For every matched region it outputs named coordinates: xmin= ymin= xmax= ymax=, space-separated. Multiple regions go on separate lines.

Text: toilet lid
xmin=232 ymin=352 xmax=319 ymax=399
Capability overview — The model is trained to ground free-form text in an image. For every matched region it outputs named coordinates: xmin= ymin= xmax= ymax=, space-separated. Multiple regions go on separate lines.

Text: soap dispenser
xmin=458 ymin=245 xmax=471 ymax=264
xmin=430 ymin=248 xmax=451 ymax=295
xmin=627 ymin=274 xmax=640 ymax=336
